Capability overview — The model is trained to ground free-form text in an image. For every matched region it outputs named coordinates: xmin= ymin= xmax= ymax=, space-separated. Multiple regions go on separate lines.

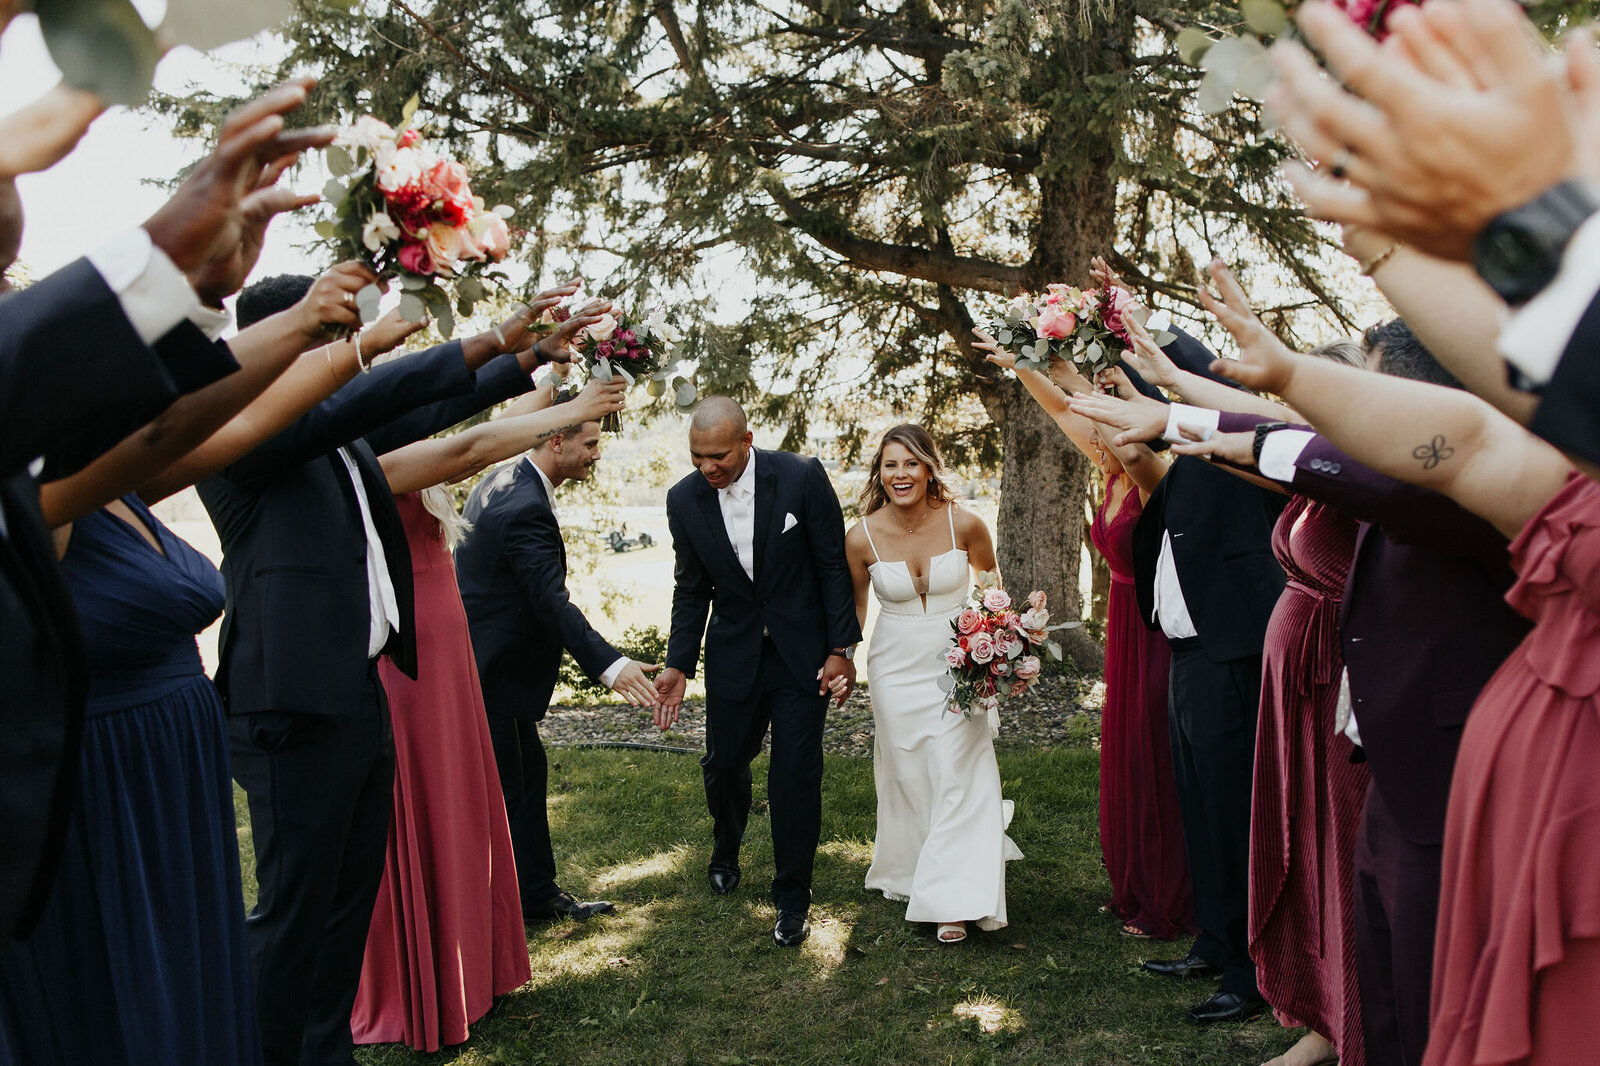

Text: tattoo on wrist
xmin=1413 ymin=435 xmax=1456 ymax=470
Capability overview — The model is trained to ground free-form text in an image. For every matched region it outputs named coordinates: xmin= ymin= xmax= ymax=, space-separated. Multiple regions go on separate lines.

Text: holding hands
xmin=611 ymin=660 xmax=663 ymax=709
xmin=653 ymin=667 xmax=687 ymax=732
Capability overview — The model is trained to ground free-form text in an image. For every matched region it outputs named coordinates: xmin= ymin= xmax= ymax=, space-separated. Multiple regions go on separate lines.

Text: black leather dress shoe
xmin=524 ymin=891 xmax=615 ymax=922
xmin=773 ymin=910 xmax=810 ymax=947
xmin=708 ymin=863 xmax=741 ymax=896
xmin=1141 ymin=952 xmax=1222 ymax=979
xmin=1185 ymin=991 xmax=1268 ymax=1025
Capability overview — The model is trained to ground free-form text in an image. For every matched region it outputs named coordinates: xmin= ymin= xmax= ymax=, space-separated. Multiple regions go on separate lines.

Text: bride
xmin=843 ymin=424 xmax=1023 ymax=943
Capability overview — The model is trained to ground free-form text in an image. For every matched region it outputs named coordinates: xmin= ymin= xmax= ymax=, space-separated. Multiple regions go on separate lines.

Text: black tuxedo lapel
xmin=695 ymin=477 xmax=754 ymax=592
xmin=752 ymin=453 xmax=778 ymax=585
xmin=520 ymin=458 xmax=566 ymax=574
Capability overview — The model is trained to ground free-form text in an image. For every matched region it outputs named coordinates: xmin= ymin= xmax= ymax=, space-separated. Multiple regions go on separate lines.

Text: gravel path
xmin=540 ymin=671 xmax=1106 ymax=757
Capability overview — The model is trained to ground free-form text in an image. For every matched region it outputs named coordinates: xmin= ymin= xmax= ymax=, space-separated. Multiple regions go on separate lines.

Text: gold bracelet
xmin=354 ymin=330 xmax=371 ymax=373
xmin=1359 ymin=241 xmax=1403 ymax=276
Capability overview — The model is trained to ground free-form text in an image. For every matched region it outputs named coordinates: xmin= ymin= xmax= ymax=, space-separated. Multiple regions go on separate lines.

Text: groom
xmin=654 ymin=397 xmax=861 ymax=947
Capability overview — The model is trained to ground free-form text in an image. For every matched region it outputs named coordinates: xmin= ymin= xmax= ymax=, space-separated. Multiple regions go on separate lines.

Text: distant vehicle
xmin=606 ymin=526 xmax=654 ymax=553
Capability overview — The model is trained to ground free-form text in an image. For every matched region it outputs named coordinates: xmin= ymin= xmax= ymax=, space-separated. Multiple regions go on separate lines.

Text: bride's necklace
xmin=896 ymin=505 xmax=930 ymax=535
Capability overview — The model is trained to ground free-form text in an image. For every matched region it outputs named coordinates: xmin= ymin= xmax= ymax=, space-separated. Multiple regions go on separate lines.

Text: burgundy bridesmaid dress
xmin=1426 ymin=474 xmax=1600 ymax=1066
xmin=1089 ymin=474 xmax=1195 ymax=939
xmin=351 ymin=492 xmax=530 ymax=1050
xmin=1248 ymin=495 xmax=1368 ymax=1063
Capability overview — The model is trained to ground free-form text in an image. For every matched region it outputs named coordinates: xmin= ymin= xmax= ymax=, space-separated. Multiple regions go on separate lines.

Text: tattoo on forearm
xmin=1412 ymin=435 xmax=1455 ymax=470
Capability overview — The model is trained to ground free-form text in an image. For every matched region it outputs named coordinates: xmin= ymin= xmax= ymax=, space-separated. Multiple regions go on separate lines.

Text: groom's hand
xmin=818 ymin=654 xmax=856 ymax=708
xmin=654 ymin=667 xmax=687 ymax=731
xmin=611 ymin=660 xmax=661 ymax=709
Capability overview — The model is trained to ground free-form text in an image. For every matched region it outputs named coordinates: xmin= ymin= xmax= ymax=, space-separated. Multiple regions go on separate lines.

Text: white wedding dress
xmin=861 ymin=506 xmax=1022 ymax=930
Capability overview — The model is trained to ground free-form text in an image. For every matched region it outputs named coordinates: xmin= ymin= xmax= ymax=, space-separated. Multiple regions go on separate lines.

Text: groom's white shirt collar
xmin=722 ymin=447 xmax=758 ymax=499
xmin=529 ymin=458 xmax=559 ymax=516
xmin=719 ymin=448 xmax=759 ymax=583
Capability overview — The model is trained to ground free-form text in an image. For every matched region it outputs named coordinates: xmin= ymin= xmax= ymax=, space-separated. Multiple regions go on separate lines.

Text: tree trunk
xmin=988 ymin=377 xmax=1103 ymax=675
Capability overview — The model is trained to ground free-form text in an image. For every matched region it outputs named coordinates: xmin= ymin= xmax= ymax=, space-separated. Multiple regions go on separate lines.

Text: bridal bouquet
xmin=983 ymin=285 xmax=1174 ymax=382
xmin=569 ymin=304 xmax=697 ymax=431
xmin=938 ymin=574 xmax=1073 ymax=730
xmin=316 ymin=95 xmax=513 ymax=338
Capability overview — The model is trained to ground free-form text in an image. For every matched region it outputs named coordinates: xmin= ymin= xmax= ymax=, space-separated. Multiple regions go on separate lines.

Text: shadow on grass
xmin=236 ymin=747 xmax=1298 ymax=1066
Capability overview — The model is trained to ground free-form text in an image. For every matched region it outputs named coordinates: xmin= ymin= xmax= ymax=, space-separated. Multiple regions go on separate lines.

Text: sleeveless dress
xmin=1425 ymin=473 xmax=1600 ymax=1066
xmin=1087 ymin=474 xmax=1195 ymax=939
xmin=352 ymin=492 xmax=530 ymax=1050
xmin=0 ymin=496 xmax=257 ymax=1065
xmin=861 ymin=505 xmax=1022 ymax=929
xmin=1248 ymin=495 xmax=1367 ymax=1063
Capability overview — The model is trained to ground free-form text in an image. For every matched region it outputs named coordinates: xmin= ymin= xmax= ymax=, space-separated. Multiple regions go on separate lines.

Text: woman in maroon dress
xmin=973 ymin=328 xmax=1194 ymax=940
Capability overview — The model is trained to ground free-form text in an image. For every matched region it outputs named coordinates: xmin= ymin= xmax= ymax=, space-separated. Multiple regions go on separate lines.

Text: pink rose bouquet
xmin=318 ymin=96 xmax=515 ymax=338
xmin=564 ymin=302 xmax=696 ymax=431
xmin=982 ymin=282 xmax=1174 ymax=381
xmin=938 ymin=571 xmax=1077 ymax=728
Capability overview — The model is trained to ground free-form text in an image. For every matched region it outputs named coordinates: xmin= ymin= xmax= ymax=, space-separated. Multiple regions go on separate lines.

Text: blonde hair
xmin=858 ymin=423 xmax=951 ymax=516
xmin=419 ymin=484 xmax=471 ymax=551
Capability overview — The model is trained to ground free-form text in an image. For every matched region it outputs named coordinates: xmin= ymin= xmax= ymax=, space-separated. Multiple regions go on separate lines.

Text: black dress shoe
xmin=708 ymin=863 xmax=741 ymax=896
xmin=524 ymin=891 xmax=615 ymax=922
xmin=773 ymin=910 xmax=810 ymax=947
xmin=1185 ymin=991 xmax=1268 ymax=1025
xmin=1141 ymin=952 xmax=1222 ymax=979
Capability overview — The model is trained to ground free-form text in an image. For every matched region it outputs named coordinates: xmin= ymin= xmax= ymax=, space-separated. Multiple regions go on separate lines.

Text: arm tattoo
xmin=1413 ymin=435 xmax=1456 ymax=470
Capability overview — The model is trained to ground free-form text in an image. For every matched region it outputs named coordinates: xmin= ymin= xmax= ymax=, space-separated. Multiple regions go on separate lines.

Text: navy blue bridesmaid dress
xmin=0 ymin=495 xmax=257 ymax=1065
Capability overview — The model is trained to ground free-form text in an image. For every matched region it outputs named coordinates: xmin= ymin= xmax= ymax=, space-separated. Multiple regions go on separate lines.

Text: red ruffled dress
xmin=1425 ymin=474 xmax=1600 ymax=1066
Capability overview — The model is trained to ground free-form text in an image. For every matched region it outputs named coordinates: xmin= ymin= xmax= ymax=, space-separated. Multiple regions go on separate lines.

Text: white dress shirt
xmin=87 ymin=228 xmax=230 ymax=343
xmin=336 ymin=447 xmax=401 ymax=658
xmin=1151 ymin=532 xmax=1199 ymax=641
xmin=530 ymin=460 xmax=628 ymax=689
xmin=718 ymin=448 xmax=758 ymax=584
xmin=1498 ymin=212 xmax=1600 ymax=387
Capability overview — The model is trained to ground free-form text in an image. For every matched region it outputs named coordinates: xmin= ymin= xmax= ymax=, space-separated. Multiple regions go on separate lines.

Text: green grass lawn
xmin=236 ymin=746 xmax=1291 ymax=1065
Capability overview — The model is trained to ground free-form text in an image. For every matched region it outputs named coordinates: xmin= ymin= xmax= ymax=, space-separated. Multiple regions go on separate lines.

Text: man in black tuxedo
xmin=199 ymin=277 xmax=571 ymax=1066
xmin=0 ymin=80 xmax=331 ymax=942
xmin=653 ymin=397 xmax=861 ymax=948
xmin=456 ymin=417 xmax=660 ymax=923
xmin=1118 ymin=330 xmax=1286 ymax=1025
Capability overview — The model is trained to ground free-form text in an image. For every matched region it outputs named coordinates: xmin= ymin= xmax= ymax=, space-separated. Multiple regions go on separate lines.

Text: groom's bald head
xmin=689 ymin=396 xmax=753 ymax=490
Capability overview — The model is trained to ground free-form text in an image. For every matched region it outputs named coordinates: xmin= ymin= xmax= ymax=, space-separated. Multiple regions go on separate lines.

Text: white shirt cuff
xmin=1256 ymin=429 xmax=1316 ymax=482
xmin=190 ymin=303 xmax=231 ymax=341
xmin=599 ymin=656 xmax=629 ymax=690
xmin=86 ymin=228 xmax=202 ymax=345
xmin=1163 ymin=403 xmax=1219 ymax=444
xmin=1498 ymin=211 xmax=1600 ymax=387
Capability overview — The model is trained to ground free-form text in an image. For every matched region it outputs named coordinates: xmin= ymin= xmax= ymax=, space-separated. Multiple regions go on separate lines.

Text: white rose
xmin=337 ymin=115 xmax=395 ymax=154
xmin=374 ymin=145 xmax=429 ymax=193
xmin=585 ymin=313 xmax=619 ymax=342
xmin=361 ymin=211 xmax=401 ymax=253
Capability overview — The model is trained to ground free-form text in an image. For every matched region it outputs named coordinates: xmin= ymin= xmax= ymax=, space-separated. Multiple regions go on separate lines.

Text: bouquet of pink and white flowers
xmin=937 ymin=573 xmax=1076 ymax=732
xmin=983 ymin=284 xmax=1175 ymax=382
xmin=316 ymin=95 xmax=513 ymax=338
xmin=564 ymin=303 xmax=697 ymax=430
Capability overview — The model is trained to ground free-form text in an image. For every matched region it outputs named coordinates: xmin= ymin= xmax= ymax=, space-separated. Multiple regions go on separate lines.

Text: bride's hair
xmin=859 ymin=423 xmax=951 ymax=516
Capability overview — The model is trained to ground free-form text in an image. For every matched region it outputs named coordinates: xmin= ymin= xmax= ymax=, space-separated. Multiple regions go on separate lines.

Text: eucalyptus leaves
xmin=985 ymin=285 xmax=1175 ymax=381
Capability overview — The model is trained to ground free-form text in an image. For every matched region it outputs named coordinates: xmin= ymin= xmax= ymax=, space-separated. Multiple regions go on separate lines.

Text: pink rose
xmin=397 ymin=129 xmax=420 ymax=148
xmin=396 ymin=239 xmax=435 ymax=275
xmin=1020 ymin=607 xmax=1050 ymax=632
xmin=1027 ymin=590 xmax=1047 ymax=610
xmin=956 ymin=608 xmax=982 ymax=635
xmin=424 ymin=222 xmax=467 ymax=274
xmin=585 ymin=313 xmax=619 ymax=342
xmin=944 ymin=646 xmax=967 ymax=669
xmin=1009 ymin=680 xmax=1031 ymax=698
xmin=1014 ymin=655 xmax=1042 ymax=681
xmin=595 ymin=342 xmax=616 ymax=360
xmin=990 ymin=660 xmax=1009 ymax=676
xmin=981 ymin=588 xmax=1011 ymax=612
xmin=1102 ymin=287 xmax=1135 ymax=342
xmin=1035 ymin=304 xmax=1077 ymax=340
xmin=994 ymin=630 xmax=1022 ymax=658
xmin=477 ymin=214 xmax=511 ymax=259
xmin=979 ymin=693 xmax=1000 ymax=713
xmin=419 ymin=159 xmax=471 ymax=201
xmin=968 ymin=632 xmax=996 ymax=664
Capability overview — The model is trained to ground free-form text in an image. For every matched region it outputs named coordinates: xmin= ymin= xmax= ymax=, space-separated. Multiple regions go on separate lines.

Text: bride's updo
xmin=859 ymin=423 xmax=952 ymax=516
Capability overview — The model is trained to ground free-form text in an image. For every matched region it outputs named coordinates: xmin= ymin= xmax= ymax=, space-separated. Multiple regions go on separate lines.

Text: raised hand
xmin=1089 ymin=255 xmax=1127 ymax=293
xmin=1118 ymin=316 xmax=1181 ymax=389
xmin=653 ymin=667 xmax=687 ymax=731
xmin=569 ymin=377 xmax=628 ymax=424
xmin=144 ymin=76 xmax=334 ymax=274
xmin=1169 ymin=428 xmax=1255 ymax=466
xmin=611 ymin=660 xmax=662 ymax=709
xmin=1067 ymin=390 xmax=1170 ymax=448
xmin=360 ymin=307 xmax=431 ymax=360
xmin=190 ymin=155 xmax=321 ymax=309
xmin=290 ymin=261 xmax=377 ymax=342
xmin=0 ymin=83 xmax=105 ymax=179
xmin=1196 ymin=261 xmax=1304 ymax=395
xmin=972 ymin=327 xmax=1015 ymax=369
xmin=535 ymin=297 xmax=613 ymax=365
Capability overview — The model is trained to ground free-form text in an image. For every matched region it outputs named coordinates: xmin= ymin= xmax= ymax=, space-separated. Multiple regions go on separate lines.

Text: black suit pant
xmin=486 ymin=715 xmax=559 ymax=910
xmin=1167 ymin=641 xmax=1261 ymax=998
xmin=702 ymin=640 xmax=826 ymax=913
xmin=229 ymin=668 xmax=395 ymax=1066
xmin=1353 ymin=778 xmax=1441 ymax=1066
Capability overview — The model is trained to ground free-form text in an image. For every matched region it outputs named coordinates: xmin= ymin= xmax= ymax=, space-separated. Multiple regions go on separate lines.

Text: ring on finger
xmin=344 ymin=291 xmax=355 ymax=308
xmin=1328 ymin=147 xmax=1354 ymax=181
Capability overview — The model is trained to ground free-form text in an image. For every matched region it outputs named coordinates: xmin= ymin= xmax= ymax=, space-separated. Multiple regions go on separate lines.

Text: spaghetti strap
xmin=862 ymin=517 xmax=882 ymax=563
xmin=947 ymin=502 xmax=958 ymax=552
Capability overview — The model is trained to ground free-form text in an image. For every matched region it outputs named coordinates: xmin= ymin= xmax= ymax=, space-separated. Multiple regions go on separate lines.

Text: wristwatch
xmin=1473 ymin=179 xmax=1600 ymax=306
xmin=1252 ymin=421 xmax=1290 ymax=466
xmin=831 ymin=646 xmax=856 ymax=661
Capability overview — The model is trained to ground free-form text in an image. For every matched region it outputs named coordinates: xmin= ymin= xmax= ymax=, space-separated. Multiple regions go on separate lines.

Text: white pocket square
xmin=782 ymin=512 xmax=799 ymax=533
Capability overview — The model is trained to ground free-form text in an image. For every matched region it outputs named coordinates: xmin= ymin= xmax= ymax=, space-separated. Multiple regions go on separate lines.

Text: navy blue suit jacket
xmin=1528 ymin=290 xmax=1600 ymax=465
xmin=664 ymin=450 xmax=861 ymax=703
xmin=198 ymin=347 xmax=534 ymax=716
xmin=456 ymin=458 xmax=619 ymax=720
